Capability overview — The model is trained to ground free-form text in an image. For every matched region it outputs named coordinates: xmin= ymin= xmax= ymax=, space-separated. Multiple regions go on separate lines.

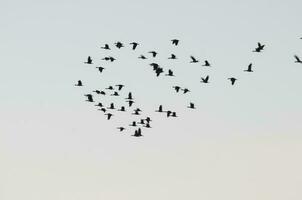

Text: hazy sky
xmin=1 ymin=0 xmax=302 ymax=199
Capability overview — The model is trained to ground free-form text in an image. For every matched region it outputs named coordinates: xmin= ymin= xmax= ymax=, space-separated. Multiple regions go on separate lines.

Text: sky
xmin=1 ymin=0 xmax=302 ymax=199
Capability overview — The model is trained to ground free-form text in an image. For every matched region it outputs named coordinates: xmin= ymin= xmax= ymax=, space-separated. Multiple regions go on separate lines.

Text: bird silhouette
xmin=132 ymin=109 xmax=141 ymax=115
xmin=101 ymin=44 xmax=110 ymax=50
xmin=98 ymin=108 xmax=106 ymax=112
xmin=102 ymin=56 xmax=116 ymax=62
xmin=118 ymin=106 xmax=126 ymax=112
xmin=228 ymin=77 xmax=237 ymax=85
xmin=126 ymin=100 xmax=135 ymax=107
xmin=165 ymin=110 xmax=172 ymax=117
xmin=111 ymin=91 xmax=119 ymax=96
xmin=148 ymin=51 xmax=158 ymax=58
xmin=171 ymin=112 xmax=177 ymax=117
xmin=115 ymin=84 xmax=124 ymax=91
xmin=253 ymin=42 xmax=265 ymax=52
xmin=150 ymin=63 xmax=159 ymax=68
xmin=93 ymin=90 xmax=106 ymax=95
xmin=138 ymin=119 xmax=145 ymax=125
xmin=188 ymin=102 xmax=195 ymax=109
xmin=130 ymin=121 xmax=137 ymax=127
xmin=84 ymin=94 xmax=94 ymax=102
xmin=96 ymin=66 xmax=105 ymax=73
xmin=106 ymin=86 xmax=114 ymax=90
xmin=115 ymin=42 xmax=124 ymax=49
xmin=107 ymin=103 xmax=115 ymax=109
xmin=125 ymin=92 xmax=133 ymax=100
xmin=190 ymin=56 xmax=199 ymax=63
xmin=130 ymin=42 xmax=139 ymax=50
xmin=165 ymin=69 xmax=175 ymax=76
xmin=144 ymin=123 xmax=151 ymax=128
xmin=202 ymin=60 xmax=211 ymax=67
xmin=95 ymin=102 xmax=103 ymax=107
xmin=182 ymin=88 xmax=190 ymax=94
xmin=138 ymin=55 xmax=147 ymax=59
xmin=105 ymin=113 xmax=113 ymax=120
xmin=75 ymin=80 xmax=83 ymax=86
xmin=132 ymin=128 xmax=143 ymax=137
xmin=84 ymin=56 xmax=93 ymax=64
xmin=171 ymin=39 xmax=179 ymax=46
xmin=156 ymin=105 xmax=164 ymax=112
xmin=168 ymin=54 xmax=177 ymax=59
xmin=173 ymin=86 xmax=181 ymax=92
xmin=294 ymin=55 xmax=302 ymax=63
xmin=155 ymin=68 xmax=164 ymax=76
xmin=117 ymin=127 xmax=125 ymax=132
xmin=244 ymin=63 xmax=253 ymax=72
xmin=201 ymin=76 xmax=209 ymax=83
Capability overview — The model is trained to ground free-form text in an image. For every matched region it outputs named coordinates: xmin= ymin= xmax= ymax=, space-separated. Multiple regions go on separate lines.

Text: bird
xmin=165 ymin=110 xmax=172 ymax=117
xmin=244 ymin=63 xmax=253 ymax=72
xmin=171 ymin=39 xmax=179 ymax=46
xmin=115 ymin=41 xmax=124 ymax=49
xmin=115 ymin=84 xmax=124 ymax=91
xmin=75 ymin=80 xmax=83 ymax=86
xmin=93 ymin=90 xmax=106 ymax=95
xmin=144 ymin=123 xmax=151 ymax=128
xmin=105 ymin=113 xmax=113 ymax=120
xmin=150 ymin=63 xmax=159 ymax=68
xmin=130 ymin=42 xmax=139 ymax=50
xmin=107 ymin=103 xmax=115 ymax=109
xmin=228 ymin=77 xmax=237 ymax=85
xmin=168 ymin=54 xmax=177 ymax=59
xmin=155 ymin=105 xmax=164 ymax=112
xmin=129 ymin=121 xmax=137 ymax=127
xmin=98 ymin=108 xmax=106 ymax=112
xmin=173 ymin=86 xmax=181 ymax=92
xmin=148 ymin=51 xmax=158 ymax=58
xmin=84 ymin=94 xmax=94 ymax=102
xmin=188 ymin=102 xmax=195 ymax=109
xmin=95 ymin=102 xmax=103 ymax=107
xmin=138 ymin=55 xmax=147 ymax=59
xmin=182 ymin=88 xmax=190 ymax=94
xmin=165 ymin=69 xmax=175 ymax=76
xmin=132 ymin=128 xmax=143 ymax=137
xmin=138 ymin=119 xmax=145 ymax=125
xmin=132 ymin=109 xmax=141 ymax=115
xmin=84 ymin=56 xmax=93 ymax=64
xmin=253 ymin=42 xmax=265 ymax=52
xmin=294 ymin=55 xmax=302 ymax=63
xmin=117 ymin=127 xmax=125 ymax=132
xmin=101 ymin=44 xmax=110 ymax=50
xmin=118 ymin=106 xmax=126 ymax=112
xmin=171 ymin=112 xmax=177 ymax=117
xmin=111 ymin=91 xmax=119 ymax=96
xmin=155 ymin=68 xmax=164 ymax=77
xmin=190 ymin=56 xmax=199 ymax=63
xmin=96 ymin=66 xmax=105 ymax=73
xmin=106 ymin=86 xmax=114 ymax=90
xmin=202 ymin=60 xmax=211 ymax=67
xmin=125 ymin=92 xmax=133 ymax=100
xmin=102 ymin=56 xmax=116 ymax=62
xmin=201 ymin=76 xmax=209 ymax=83
xmin=145 ymin=117 xmax=152 ymax=123
xmin=126 ymin=100 xmax=135 ymax=107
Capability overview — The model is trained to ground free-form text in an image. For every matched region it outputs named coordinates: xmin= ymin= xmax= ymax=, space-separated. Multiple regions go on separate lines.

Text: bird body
xmin=202 ymin=60 xmax=211 ymax=67
xmin=201 ymin=76 xmax=209 ymax=83
xmin=149 ymin=51 xmax=158 ymax=58
xmin=75 ymin=80 xmax=83 ymax=86
xmin=244 ymin=63 xmax=253 ymax=72
xmin=190 ymin=56 xmax=199 ymax=63
xmin=105 ymin=113 xmax=113 ymax=120
xmin=101 ymin=44 xmax=110 ymax=50
xmin=130 ymin=42 xmax=139 ymax=50
xmin=84 ymin=56 xmax=93 ymax=64
xmin=228 ymin=77 xmax=237 ymax=85
xmin=84 ymin=94 xmax=94 ymax=102
xmin=294 ymin=55 xmax=302 ymax=63
xmin=171 ymin=39 xmax=179 ymax=46
xmin=188 ymin=102 xmax=195 ymax=109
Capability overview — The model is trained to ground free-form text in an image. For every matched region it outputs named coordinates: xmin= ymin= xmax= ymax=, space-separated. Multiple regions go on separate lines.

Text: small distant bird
xmin=253 ymin=42 xmax=265 ymax=52
xmin=294 ymin=55 xmax=302 ymax=63
xmin=156 ymin=105 xmax=163 ymax=112
xmin=102 ymin=56 xmax=116 ymax=62
xmin=144 ymin=123 xmax=151 ymax=128
xmin=125 ymin=92 xmax=133 ymax=100
xmin=202 ymin=60 xmax=211 ymax=67
xmin=98 ymin=108 xmax=106 ymax=112
xmin=106 ymin=86 xmax=114 ymax=90
xmin=190 ymin=56 xmax=199 ymax=63
xmin=173 ymin=86 xmax=181 ymax=92
xmin=101 ymin=44 xmax=110 ymax=50
xmin=165 ymin=110 xmax=172 ymax=117
xmin=155 ymin=68 xmax=164 ymax=76
xmin=188 ymin=102 xmax=195 ymax=109
xmin=75 ymin=80 xmax=83 ymax=86
xmin=145 ymin=117 xmax=152 ymax=123
xmin=115 ymin=41 xmax=124 ymax=49
xmin=138 ymin=119 xmax=145 ymax=125
xmin=150 ymin=63 xmax=159 ymax=68
xmin=130 ymin=42 xmax=139 ymax=50
xmin=105 ymin=113 xmax=113 ymax=120
xmin=111 ymin=91 xmax=119 ymax=96
xmin=126 ymin=100 xmax=134 ymax=107
xmin=84 ymin=56 xmax=93 ymax=64
xmin=130 ymin=121 xmax=137 ymax=127
xmin=244 ymin=63 xmax=253 ymax=72
xmin=171 ymin=112 xmax=177 ymax=117
xmin=228 ymin=77 xmax=237 ymax=85
xmin=107 ymin=103 xmax=115 ymax=109
xmin=201 ymin=75 xmax=209 ymax=83
xmin=84 ymin=94 xmax=94 ymax=102
xmin=182 ymin=88 xmax=190 ymax=94
xmin=132 ymin=128 xmax=143 ymax=137
xmin=168 ymin=54 xmax=177 ymax=59
xmin=171 ymin=39 xmax=179 ymax=46
xmin=132 ymin=109 xmax=141 ymax=115
xmin=148 ymin=51 xmax=158 ymax=58
xmin=95 ymin=102 xmax=103 ymax=107
xmin=93 ymin=90 xmax=106 ymax=95
xmin=165 ymin=69 xmax=175 ymax=76
xmin=96 ymin=66 xmax=105 ymax=73
xmin=117 ymin=127 xmax=125 ymax=132
xmin=138 ymin=55 xmax=147 ymax=59
xmin=118 ymin=106 xmax=126 ymax=112
xmin=115 ymin=84 xmax=124 ymax=91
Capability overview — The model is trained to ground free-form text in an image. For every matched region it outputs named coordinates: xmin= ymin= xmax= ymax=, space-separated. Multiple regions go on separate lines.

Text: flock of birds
xmin=75 ymin=38 xmax=302 ymax=137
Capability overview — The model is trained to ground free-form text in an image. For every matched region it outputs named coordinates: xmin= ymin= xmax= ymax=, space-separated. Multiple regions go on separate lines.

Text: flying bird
xmin=156 ymin=105 xmax=164 ymax=112
xmin=165 ymin=69 xmax=175 ymax=76
xmin=115 ymin=41 xmax=124 ymax=49
xmin=125 ymin=92 xmax=133 ymax=100
xmin=117 ymin=127 xmax=125 ymax=132
xmin=107 ymin=103 xmax=115 ymax=109
xmin=201 ymin=75 xmax=209 ymax=83
xmin=75 ymin=80 xmax=83 ymax=86
xmin=105 ymin=113 xmax=113 ymax=120
xmin=244 ymin=63 xmax=253 ymax=72
xmin=126 ymin=100 xmax=135 ymax=107
xmin=84 ymin=94 xmax=94 ymax=102
xmin=168 ymin=54 xmax=177 ymax=59
xmin=130 ymin=42 xmax=139 ymax=50
xmin=182 ymin=88 xmax=190 ymax=94
xmin=101 ymin=44 xmax=110 ymax=50
xmin=202 ymin=60 xmax=211 ymax=67
xmin=118 ymin=106 xmax=126 ymax=112
xmin=84 ymin=56 xmax=93 ymax=64
xmin=173 ymin=86 xmax=181 ymax=92
xmin=132 ymin=128 xmax=143 ymax=137
xmin=138 ymin=55 xmax=147 ymax=59
xmin=95 ymin=102 xmax=103 ymax=107
xmin=145 ymin=117 xmax=152 ymax=123
xmin=106 ymin=86 xmax=114 ymax=90
xmin=115 ymin=84 xmax=124 ymax=91
xmin=171 ymin=39 xmax=179 ymax=46
xmin=155 ymin=68 xmax=164 ymax=77
xmin=190 ymin=56 xmax=199 ymax=63
xmin=228 ymin=77 xmax=237 ymax=85
xmin=294 ymin=55 xmax=302 ymax=63
xmin=148 ymin=51 xmax=158 ymax=58
xmin=130 ymin=121 xmax=137 ymax=127
xmin=188 ymin=102 xmax=195 ymax=109
xmin=96 ymin=66 xmax=105 ymax=73
xmin=144 ymin=123 xmax=151 ymax=128
xmin=253 ymin=42 xmax=265 ymax=52
xmin=102 ymin=56 xmax=116 ymax=62
xmin=111 ymin=91 xmax=119 ymax=96
xmin=171 ymin=112 xmax=177 ymax=117
xmin=98 ymin=108 xmax=106 ymax=113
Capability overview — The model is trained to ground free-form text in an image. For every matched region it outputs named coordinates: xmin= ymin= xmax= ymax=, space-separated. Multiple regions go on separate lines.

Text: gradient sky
xmin=1 ymin=0 xmax=302 ymax=199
